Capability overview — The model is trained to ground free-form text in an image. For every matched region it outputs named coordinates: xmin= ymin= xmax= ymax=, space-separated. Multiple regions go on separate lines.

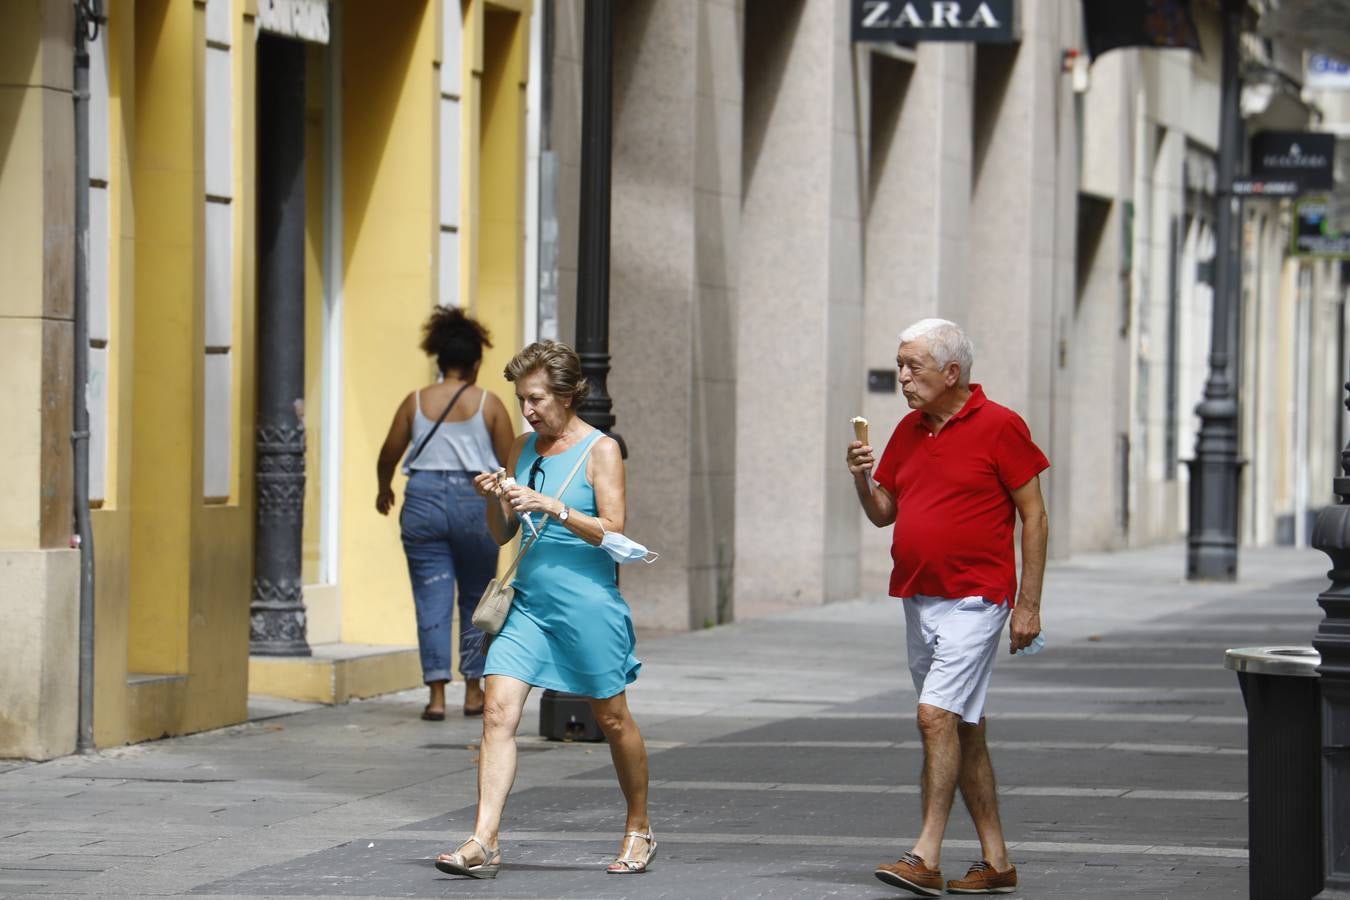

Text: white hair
xmin=898 ymin=318 xmax=974 ymax=387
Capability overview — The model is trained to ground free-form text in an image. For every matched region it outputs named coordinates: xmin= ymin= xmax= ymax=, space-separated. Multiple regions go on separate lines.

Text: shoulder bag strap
xmin=497 ymin=430 xmax=604 ymax=582
xmin=406 ymin=382 xmax=471 ymax=467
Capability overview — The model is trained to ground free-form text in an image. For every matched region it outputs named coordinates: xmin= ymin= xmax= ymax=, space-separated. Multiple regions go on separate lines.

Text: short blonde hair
xmin=504 ymin=340 xmax=591 ymax=404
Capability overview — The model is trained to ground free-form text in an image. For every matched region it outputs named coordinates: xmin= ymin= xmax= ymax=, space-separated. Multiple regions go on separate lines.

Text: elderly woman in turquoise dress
xmin=433 ymin=340 xmax=654 ymax=881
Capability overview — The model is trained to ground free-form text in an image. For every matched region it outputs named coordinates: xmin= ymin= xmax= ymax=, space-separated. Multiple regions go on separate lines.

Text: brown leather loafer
xmin=875 ymin=851 xmax=943 ymax=896
xmin=946 ymin=860 xmax=1018 ymax=894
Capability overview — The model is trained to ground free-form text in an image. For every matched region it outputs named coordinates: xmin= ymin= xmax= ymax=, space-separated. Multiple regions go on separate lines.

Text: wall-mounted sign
xmin=258 ymin=0 xmax=329 ymax=45
xmin=852 ymin=0 xmax=1019 ymax=44
xmin=1307 ymin=54 xmax=1350 ymax=91
xmin=1292 ymin=198 xmax=1350 ymax=258
xmin=1250 ymin=131 xmax=1335 ymax=193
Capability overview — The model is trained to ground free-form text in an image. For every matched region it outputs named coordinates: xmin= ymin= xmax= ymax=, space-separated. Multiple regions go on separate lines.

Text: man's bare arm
xmin=1008 ymin=474 xmax=1047 ymax=653
xmin=847 ymin=441 xmax=897 ymax=527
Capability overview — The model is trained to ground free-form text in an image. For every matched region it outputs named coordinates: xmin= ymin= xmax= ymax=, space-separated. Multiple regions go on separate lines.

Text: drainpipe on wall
xmin=73 ymin=0 xmax=103 ymax=755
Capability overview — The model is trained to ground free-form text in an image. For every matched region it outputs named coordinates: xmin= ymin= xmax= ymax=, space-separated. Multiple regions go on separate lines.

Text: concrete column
xmin=735 ymin=0 xmax=863 ymax=613
xmin=0 ymin=0 xmax=80 ymax=760
xmin=966 ymin=4 xmax=1064 ymax=449
xmin=603 ymin=0 xmax=741 ymax=630
xmin=1068 ymin=49 xmax=1135 ymax=552
xmin=859 ymin=42 xmax=973 ymax=585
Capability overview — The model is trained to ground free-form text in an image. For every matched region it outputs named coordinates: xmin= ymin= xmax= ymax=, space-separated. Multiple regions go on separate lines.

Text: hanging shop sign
xmin=1081 ymin=0 xmax=1200 ymax=60
xmin=852 ymin=1 xmax=1019 ymax=44
xmin=1250 ymin=131 xmax=1335 ymax=192
xmin=1291 ymin=198 xmax=1350 ymax=258
xmin=257 ymin=0 xmax=329 ymax=45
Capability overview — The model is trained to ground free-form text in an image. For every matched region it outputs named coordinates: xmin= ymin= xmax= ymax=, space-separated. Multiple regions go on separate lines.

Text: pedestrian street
xmin=0 ymin=544 xmax=1326 ymax=899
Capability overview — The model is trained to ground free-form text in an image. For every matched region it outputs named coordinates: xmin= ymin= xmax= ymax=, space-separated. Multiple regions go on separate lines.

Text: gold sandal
xmin=605 ymin=830 xmax=657 ymax=874
xmin=434 ymin=836 xmax=501 ymax=879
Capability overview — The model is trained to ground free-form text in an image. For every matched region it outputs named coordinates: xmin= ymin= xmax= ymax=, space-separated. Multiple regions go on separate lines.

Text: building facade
xmin=540 ymin=0 xmax=1347 ymax=627
xmin=2 ymin=0 xmax=1346 ymax=759
xmin=1 ymin=0 xmax=538 ymax=758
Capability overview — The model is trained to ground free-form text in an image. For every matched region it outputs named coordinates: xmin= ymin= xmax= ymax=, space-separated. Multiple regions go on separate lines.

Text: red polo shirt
xmin=873 ymin=384 xmax=1049 ymax=607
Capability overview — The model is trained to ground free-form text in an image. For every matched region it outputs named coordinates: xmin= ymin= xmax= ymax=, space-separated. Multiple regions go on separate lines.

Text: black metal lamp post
xmin=573 ymin=0 xmax=625 ymax=456
xmin=1186 ymin=0 xmax=1244 ymax=581
xmin=251 ymin=34 xmax=311 ymax=656
xmin=538 ymin=0 xmax=619 ymax=741
xmin=1313 ymin=375 xmax=1350 ymax=896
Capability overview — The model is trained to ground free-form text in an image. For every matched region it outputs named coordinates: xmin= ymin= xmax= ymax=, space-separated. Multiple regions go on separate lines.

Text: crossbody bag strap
xmin=497 ymin=430 xmax=604 ymax=582
xmin=406 ymin=382 xmax=471 ymax=467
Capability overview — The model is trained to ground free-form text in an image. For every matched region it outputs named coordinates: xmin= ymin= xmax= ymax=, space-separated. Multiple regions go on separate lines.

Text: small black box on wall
xmin=868 ymin=369 xmax=897 ymax=393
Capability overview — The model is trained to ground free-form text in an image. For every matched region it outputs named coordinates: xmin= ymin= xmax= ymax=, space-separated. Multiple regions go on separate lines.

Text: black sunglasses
xmin=528 ymin=456 xmax=546 ymax=493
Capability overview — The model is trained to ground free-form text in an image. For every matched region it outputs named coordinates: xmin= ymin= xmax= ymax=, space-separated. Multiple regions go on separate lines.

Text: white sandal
xmin=606 ymin=830 xmax=657 ymax=874
xmin=434 ymin=836 xmax=501 ymax=879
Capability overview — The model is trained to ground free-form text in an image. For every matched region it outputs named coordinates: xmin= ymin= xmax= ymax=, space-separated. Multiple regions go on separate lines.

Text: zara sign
xmin=852 ymin=0 xmax=1019 ymax=44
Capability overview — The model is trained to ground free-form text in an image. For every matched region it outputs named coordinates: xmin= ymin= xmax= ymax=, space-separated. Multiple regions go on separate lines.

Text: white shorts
xmin=903 ymin=595 xmax=1009 ymax=725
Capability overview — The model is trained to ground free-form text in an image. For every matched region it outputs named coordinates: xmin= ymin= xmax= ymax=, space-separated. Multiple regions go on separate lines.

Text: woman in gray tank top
xmin=376 ymin=308 xmax=515 ymax=719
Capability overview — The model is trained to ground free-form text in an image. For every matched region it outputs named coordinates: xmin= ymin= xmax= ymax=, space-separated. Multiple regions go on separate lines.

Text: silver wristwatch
xmin=557 ymin=505 xmax=570 ymax=522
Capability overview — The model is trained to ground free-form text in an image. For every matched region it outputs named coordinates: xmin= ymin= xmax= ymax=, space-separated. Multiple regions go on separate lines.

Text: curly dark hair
xmin=420 ymin=306 xmax=493 ymax=374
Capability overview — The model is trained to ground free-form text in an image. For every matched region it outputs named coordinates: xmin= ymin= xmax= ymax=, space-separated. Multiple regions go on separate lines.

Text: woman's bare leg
xmin=439 ymin=675 xmax=530 ymax=865
xmin=590 ymin=692 xmax=652 ymax=859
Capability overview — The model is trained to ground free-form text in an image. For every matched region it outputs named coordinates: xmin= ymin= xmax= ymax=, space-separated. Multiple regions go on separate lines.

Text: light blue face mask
xmin=600 ymin=531 xmax=659 ymax=564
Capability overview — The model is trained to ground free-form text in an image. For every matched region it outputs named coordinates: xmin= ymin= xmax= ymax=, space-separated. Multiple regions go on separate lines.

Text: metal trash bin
xmin=1225 ymin=646 xmax=1322 ymax=900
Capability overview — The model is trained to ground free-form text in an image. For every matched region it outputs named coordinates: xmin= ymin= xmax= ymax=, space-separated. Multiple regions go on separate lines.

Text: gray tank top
xmin=402 ymin=388 xmax=500 ymax=474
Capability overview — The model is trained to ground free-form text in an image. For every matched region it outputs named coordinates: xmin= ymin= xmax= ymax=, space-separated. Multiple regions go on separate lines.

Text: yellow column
xmin=126 ymin=0 xmax=204 ymax=676
xmin=90 ymin=0 xmax=137 ymax=748
xmin=338 ymin=0 xmax=439 ymax=645
xmin=474 ymin=1 xmax=529 ymax=404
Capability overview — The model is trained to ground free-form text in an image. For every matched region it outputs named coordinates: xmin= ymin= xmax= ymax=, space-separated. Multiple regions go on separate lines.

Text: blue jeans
xmin=399 ymin=471 xmax=498 ymax=682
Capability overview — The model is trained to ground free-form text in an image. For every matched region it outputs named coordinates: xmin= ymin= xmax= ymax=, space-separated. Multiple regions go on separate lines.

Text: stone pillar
xmin=0 ymin=0 xmax=81 ymax=759
xmin=859 ymin=42 xmax=975 ymax=584
xmin=1068 ymin=47 xmax=1135 ymax=552
xmin=965 ymin=2 xmax=1065 ymax=451
xmin=603 ymin=0 xmax=742 ymax=630
xmin=735 ymin=0 xmax=863 ymax=612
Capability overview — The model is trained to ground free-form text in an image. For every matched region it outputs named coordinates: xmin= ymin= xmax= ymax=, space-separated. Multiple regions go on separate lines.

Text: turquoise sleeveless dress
xmin=482 ymin=430 xmax=642 ymax=699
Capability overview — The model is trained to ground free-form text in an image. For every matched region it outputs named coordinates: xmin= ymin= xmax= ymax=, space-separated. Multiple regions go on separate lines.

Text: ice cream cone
xmin=850 ymin=416 xmax=869 ymax=446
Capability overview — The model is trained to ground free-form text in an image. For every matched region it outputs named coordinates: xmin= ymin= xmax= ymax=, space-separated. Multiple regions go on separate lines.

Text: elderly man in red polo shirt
xmin=847 ymin=318 xmax=1048 ymax=897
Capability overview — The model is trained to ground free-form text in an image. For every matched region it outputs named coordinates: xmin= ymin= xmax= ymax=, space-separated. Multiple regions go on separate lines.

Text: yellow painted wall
xmin=90 ymin=0 xmax=135 ymax=746
xmin=92 ymin=0 xmax=252 ymax=746
xmin=0 ymin=0 xmax=73 ymax=552
xmin=338 ymin=0 xmax=439 ymax=645
xmin=179 ymin=0 xmax=253 ymax=736
xmin=333 ymin=0 xmax=531 ymax=647
xmin=126 ymin=0 xmax=201 ymax=677
xmin=460 ymin=0 xmax=482 ymax=325
xmin=302 ymin=43 xmax=328 ymax=587
xmin=474 ymin=1 xmax=529 ymax=402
